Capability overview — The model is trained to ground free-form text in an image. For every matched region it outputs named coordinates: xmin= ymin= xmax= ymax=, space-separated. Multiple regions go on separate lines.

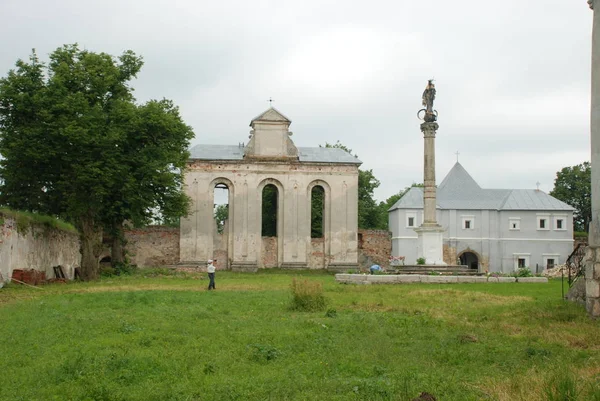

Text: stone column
xmin=422 ymin=122 xmax=439 ymax=225
xmin=414 ymin=122 xmax=446 ymax=265
xmin=587 ymin=0 xmax=600 ymax=317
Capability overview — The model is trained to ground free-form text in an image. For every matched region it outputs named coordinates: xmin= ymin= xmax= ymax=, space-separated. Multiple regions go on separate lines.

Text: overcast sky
xmin=0 ymin=0 xmax=593 ymax=202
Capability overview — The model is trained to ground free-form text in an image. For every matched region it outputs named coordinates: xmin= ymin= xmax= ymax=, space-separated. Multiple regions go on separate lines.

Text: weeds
xmin=289 ymin=278 xmax=327 ymax=312
xmin=544 ymin=373 xmax=578 ymax=401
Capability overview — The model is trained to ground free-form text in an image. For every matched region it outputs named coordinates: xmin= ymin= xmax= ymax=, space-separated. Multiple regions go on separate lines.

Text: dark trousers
xmin=208 ymin=273 xmax=215 ymax=290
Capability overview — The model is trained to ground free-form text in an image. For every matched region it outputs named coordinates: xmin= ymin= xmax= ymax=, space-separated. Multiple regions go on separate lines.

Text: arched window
xmin=261 ymin=184 xmax=278 ymax=237
xmin=311 ymin=185 xmax=325 ymax=238
xmin=213 ymin=183 xmax=229 ymax=234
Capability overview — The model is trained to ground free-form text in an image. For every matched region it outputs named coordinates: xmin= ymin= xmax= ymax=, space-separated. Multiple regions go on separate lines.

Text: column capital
xmin=420 ymin=122 xmax=439 ymax=136
xmin=590 ymin=0 xmax=594 ymax=10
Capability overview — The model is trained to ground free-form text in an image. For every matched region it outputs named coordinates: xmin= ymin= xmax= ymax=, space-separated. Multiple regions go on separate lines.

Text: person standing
xmin=207 ymin=259 xmax=216 ymax=290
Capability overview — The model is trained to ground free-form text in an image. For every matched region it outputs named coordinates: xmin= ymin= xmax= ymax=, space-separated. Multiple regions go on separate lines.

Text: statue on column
xmin=418 ymin=79 xmax=438 ymax=122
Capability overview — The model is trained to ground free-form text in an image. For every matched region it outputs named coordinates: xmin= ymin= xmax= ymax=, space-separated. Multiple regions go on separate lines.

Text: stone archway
xmin=458 ymin=250 xmax=479 ymax=270
xmin=210 ymin=177 xmax=235 ymax=270
xmin=257 ymin=178 xmax=285 ymax=268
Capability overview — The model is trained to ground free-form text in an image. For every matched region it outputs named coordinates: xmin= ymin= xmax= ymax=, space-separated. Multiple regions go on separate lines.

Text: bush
xmin=515 ymin=267 xmax=533 ymax=278
xmin=289 ymin=278 xmax=327 ymax=312
xmin=99 ymin=266 xmax=117 ymax=277
xmin=416 ymin=257 xmax=426 ymax=265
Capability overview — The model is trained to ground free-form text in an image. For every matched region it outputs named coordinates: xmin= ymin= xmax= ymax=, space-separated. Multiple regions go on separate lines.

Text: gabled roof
xmin=389 ymin=187 xmax=426 ymax=210
xmin=250 ymin=107 xmax=291 ymax=125
xmin=500 ymin=189 xmax=574 ymax=210
xmin=189 ymin=144 xmax=362 ymax=164
xmin=389 ymin=162 xmax=575 ymax=212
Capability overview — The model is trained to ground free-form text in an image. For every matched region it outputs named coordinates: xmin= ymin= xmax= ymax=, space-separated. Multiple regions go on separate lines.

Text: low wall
xmin=335 ymin=274 xmax=549 ymax=284
xmin=358 ymin=229 xmax=391 ymax=268
xmin=309 ymin=238 xmax=326 ymax=269
xmin=261 ymin=236 xmax=278 ymax=267
xmin=124 ymin=227 xmax=179 ymax=267
xmin=0 ymin=216 xmax=80 ymax=281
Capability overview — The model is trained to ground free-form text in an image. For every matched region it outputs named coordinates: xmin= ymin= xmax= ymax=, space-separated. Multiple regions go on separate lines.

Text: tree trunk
xmin=111 ymin=222 xmax=125 ymax=266
xmin=79 ymin=213 xmax=102 ymax=281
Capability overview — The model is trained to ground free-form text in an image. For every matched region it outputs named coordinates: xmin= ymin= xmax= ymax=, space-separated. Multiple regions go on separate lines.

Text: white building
xmin=389 ymin=162 xmax=575 ymax=273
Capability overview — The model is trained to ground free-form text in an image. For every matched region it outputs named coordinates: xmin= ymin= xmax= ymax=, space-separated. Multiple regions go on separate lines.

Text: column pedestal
xmin=585 ymin=247 xmax=600 ymax=317
xmin=415 ymin=225 xmax=446 ymax=265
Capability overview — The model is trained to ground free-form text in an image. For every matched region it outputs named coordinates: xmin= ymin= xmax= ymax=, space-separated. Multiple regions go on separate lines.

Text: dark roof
xmin=389 ymin=162 xmax=574 ymax=212
xmin=189 ymin=144 xmax=362 ymax=164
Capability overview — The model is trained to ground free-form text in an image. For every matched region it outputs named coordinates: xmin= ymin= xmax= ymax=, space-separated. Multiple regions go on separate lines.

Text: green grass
xmin=0 ymin=270 xmax=599 ymax=401
xmin=0 ymin=208 xmax=77 ymax=234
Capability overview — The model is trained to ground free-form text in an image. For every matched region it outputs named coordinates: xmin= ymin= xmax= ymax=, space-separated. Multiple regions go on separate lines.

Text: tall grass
xmin=289 ymin=278 xmax=327 ymax=311
xmin=0 ymin=208 xmax=77 ymax=234
xmin=0 ymin=273 xmax=598 ymax=400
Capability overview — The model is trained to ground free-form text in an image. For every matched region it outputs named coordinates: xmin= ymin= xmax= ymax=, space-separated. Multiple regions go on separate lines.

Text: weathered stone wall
xmin=585 ymin=247 xmax=600 ymax=317
xmin=261 ymin=237 xmax=278 ymax=268
xmin=124 ymin=226 xmax=179 ymax=267
xmin=181 ymin=160 xmax=360 ymax=271
xmin=309 ymin=238 xmax=325 ymax=269
xmin=443 ymin=245 xmax=457 ymax=265
xmin=358 ymin=229 xmax=391 ymax=268
xmin=0 ymin=217 xmax=80 ymax=281
xmin=212 ymin=220 xmax=229 ymax=270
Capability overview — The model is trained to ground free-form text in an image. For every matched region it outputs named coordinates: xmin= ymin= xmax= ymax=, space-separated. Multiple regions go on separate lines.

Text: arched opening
xmin=261 ymin=184 xmax=278 ymax=237
xmin=459 ymin=252 xmax=479 ymax=270
xmin=213 ymin=182 xmax=230 ymax=269
xmin=260 ymin=183 xmax=279 ymax=268
xmin=311 ymin=185 xmax=325 ymax=238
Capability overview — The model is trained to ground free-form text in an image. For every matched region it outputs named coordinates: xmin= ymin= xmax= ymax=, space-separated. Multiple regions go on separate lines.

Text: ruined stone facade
xmin=357 ymin=229 xmax=392 ymax=268
xmin=180 ymin=108 xmax=361 ymax=271
xmin=0 ymin=216 xmax=80 ymax=281
xmin=586 ymin=0 xmax=600 ymax=317
xmin=124 ymin=226 xmax=180 ymax=267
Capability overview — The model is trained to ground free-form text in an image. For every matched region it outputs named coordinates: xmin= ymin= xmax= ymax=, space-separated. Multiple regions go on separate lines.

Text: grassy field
xmin=0 ymin=269 xmax=598 ymax=401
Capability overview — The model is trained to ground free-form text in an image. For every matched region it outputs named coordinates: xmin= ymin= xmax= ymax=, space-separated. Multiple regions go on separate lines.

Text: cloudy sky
xmin=0 ymin=0 xmax=593 ymax=202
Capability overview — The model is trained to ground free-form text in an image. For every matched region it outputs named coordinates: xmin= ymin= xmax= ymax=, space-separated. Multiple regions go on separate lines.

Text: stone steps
xmin=336 ymin=274 xmax=549 ymax=284
xmin=391 ymin=265 xmax=481 ymax=276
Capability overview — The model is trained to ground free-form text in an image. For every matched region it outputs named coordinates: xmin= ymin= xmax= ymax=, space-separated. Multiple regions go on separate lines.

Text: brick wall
xmin=124 ymin=226 xmax=179 ymax=267
xmin=310 ymin=238 xmax=326 ymax=269
xmin=261 ymin=236 xmax=278 ymax=267
xmin=212 ymin=220 xmax=228 ymax=270
xmin=358 ymin=229 xmax=391 ymax=268
xmin=443 ymin=245 xmax=457 ymax=265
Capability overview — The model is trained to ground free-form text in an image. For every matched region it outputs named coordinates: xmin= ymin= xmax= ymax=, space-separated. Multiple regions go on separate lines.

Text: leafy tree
xmin=214 ymin=204 xmax=229 ymax=234
xmin=104 ymin=99 xmax=192 ymax=265
xmin=550 ymin=162 xmax=591 ymax=232
xmin=322 ymin=141 xmax=385 ymax=229
xmin=0 ymin=45 xmax=193 ymax=279
xmin=376 ymin=183 xmax=424 ymax=230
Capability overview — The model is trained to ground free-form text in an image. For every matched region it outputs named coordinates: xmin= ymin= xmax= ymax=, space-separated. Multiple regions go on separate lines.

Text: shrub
xmin=99 ymin=266 xmax=117 ymax=277
xmin=325 ymin=308 xmax=337 ymax=318
xmin=247 ymin=344 xmax=280 ymax=363
xmin=515 ymin=267 xmax=533 ymax=278
xmin=416 ymin=257 xmax=426 ymax=265
xmin=289 ymin=278 xmax=327 ymax=312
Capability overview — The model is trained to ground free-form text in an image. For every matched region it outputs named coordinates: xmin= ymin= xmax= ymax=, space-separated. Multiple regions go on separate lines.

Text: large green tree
xmin=376 ymin=183 xmax=424 ymax=229
xmin=0 ymin=45 xmax=193 ymax=279
xmin=322 ymin=141 xmax=385 ymax=229
xmin=550 ymin=162 xmax=591 ymax=232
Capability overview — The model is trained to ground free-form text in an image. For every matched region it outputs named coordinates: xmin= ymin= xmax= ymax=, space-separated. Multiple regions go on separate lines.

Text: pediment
xmin=250 ymin=107 xmax=291 ymax=126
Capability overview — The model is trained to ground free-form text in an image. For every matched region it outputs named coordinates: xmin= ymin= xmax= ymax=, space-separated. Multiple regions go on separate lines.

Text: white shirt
xmin=207 ymin=263 xmax=216 ymax=273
